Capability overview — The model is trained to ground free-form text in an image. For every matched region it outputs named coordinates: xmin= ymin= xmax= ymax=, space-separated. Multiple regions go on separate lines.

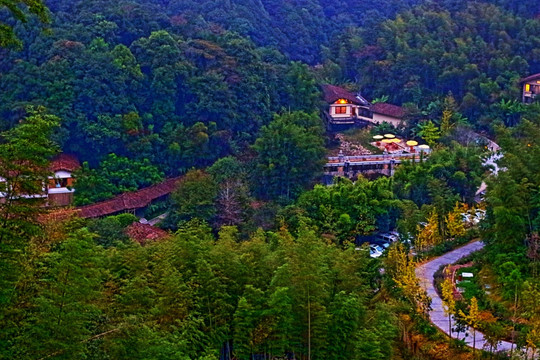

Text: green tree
xmin=265 ymin=286 xmax=294 ymax=357
xmin=285 ymin=62 xmax=321 ymax=112
xmin=326 ymin=291 xmax=363 ymax=359
xmin=0 ymin=107 xmax=59 ymax=306
xmin=74 ymin=154 xmax=164 ymax=205
xmin=416 ymin=120 xmax=440 ymax=148
xmin=0 ymin=0 xmax=49 ymax=48
xmin=172 ymin=169 xmax=218 ymax=224
xmin=23 ymin=229 xmax=104 ymax=359
xmin=253 ymin=111 xmax=325 ymax=201
xmin=87 ymin=213 xmax=138 ymax=247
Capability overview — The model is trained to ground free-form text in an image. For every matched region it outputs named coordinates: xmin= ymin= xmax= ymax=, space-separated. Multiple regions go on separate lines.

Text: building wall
xmin=371 ymin=113 xmax=402 ymax=128
xmin=48 ymin=192 xmax=74 ymax=207
xmin=523 ymin=82 xmax=540 ymax=103
xmin=330 ymin=104 xmax=355 ymax=117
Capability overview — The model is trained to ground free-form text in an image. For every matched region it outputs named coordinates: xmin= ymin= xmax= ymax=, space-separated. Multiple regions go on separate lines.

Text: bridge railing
xmin=327 ymin=152 xmax=426 ymax=162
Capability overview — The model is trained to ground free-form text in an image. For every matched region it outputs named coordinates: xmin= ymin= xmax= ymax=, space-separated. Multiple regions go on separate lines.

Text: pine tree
xmin=417 ymin=120 xmax=440 ymax=148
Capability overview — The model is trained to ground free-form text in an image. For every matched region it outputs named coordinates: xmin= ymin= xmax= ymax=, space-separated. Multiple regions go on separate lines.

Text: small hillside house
xmin=0 ymin=153 xmax=79 ymax=206
xmin=48 ymin=154 xmax=80 ymax=206
xmin=322 ymin=84 xmax=404 ymax=127
xmin=322 ymin=84 xmax=372 ymax=125
xmin=520 ymin=73 xmax=540 ymax=103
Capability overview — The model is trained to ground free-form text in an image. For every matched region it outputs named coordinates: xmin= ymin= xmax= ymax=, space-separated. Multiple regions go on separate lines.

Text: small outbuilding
xmin=371 ymin=103 xmax=405 ymax=128
xmin=48 ymin=154 xmax=80 ymax=206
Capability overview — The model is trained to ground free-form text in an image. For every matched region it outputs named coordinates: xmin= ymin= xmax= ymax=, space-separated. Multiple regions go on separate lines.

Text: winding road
xmin=415 ymin=241 xmax=517 ymax=354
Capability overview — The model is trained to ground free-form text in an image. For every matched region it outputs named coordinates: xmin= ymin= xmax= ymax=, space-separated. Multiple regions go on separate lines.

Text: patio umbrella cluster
xmin=372 ymin=134 xmax=430 ymax=153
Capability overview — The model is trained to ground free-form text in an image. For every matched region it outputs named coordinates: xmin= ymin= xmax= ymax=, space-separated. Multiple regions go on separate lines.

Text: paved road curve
xmin=415 ymin=241 xmax=516 ymax=354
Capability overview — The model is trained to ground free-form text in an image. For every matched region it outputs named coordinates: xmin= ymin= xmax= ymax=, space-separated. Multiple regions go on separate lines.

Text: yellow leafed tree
xmin=386 ymin=243 xmax=430 ymax=317
xmin=459 ymin=296 xmax=480 ymax=354
xmin=526 ymin=322 xmax=540 ymax=359
xmin=417 ymin=209 xmax=443 ymax=251
xmin=446 ymin=202 xmax=466 ymax=239
xmin=441 ymin=275 xmax=456 ymax=339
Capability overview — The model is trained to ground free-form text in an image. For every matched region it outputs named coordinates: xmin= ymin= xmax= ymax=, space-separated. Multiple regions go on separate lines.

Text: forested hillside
xmin=1 ymin=0 xmax=540 ymax=359
xmin=45 ymin=0 xmax=425 ymax=64
xmin=321 ymin=1 xmax=540 ymax=131
xmin=0 ymin=0 xmax=326 ymax=190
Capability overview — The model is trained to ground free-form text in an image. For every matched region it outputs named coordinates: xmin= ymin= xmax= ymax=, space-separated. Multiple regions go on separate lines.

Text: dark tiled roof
xmin=371 ymin=103 xmax=405 ymax=119
xmin=77 ymin=177 xmax=182 ymax=218
xmin=125 ymin=222 xmax=169 ymax=245
xmin=321 ymin=84 xmax=369 ymax=106
xmin=520 ymin=73 xmax=540 ymax=83
xmin=50 ymin=154 xmax=80 ymax=172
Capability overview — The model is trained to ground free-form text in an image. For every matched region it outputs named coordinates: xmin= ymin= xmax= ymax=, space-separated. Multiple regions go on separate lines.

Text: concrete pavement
xmin=415 ymin=241 xmax=520 ymax=354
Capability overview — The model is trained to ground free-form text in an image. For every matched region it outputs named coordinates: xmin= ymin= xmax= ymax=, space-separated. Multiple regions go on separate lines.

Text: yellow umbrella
xmin=382 ymin=139 xmax=393 ymax=144
xmin=383 ymin=133 xmax=395 ymax=139
xmin=373 ymin=135 xmax=384 ymax=140
xmin=390 ymin=138 xmax=401 ymax=143
xmin=406 ymin=140 xmax=418 ymax=146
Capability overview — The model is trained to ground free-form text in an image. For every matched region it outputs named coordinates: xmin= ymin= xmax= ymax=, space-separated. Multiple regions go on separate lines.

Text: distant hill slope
xmin=43 ymin=0 xmax=538 ymax=64
xmin=44 ymin=0 xmax=424 ymax=63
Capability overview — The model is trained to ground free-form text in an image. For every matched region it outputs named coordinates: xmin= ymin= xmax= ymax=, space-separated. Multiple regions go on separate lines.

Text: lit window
xmin=526 ymin=84 xmax=531 ymax=92
xmin=335 ymin=106 xmax=348 ymax=114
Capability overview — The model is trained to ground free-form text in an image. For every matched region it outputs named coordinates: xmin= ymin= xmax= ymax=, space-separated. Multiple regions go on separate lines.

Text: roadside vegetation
xmin=0 ymin=0 xmax=539 ymax=359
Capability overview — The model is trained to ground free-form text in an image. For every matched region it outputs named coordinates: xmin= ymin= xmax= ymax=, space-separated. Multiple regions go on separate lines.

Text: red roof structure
xmin=321 ymin=84 xmax=370 ymax=106
xmin=50 ymin=154 xmax=80 ymax=172
xmin=125 ymin=222 xmax=169 ymax=245
xmin=371 ymin=103 xmax=405 ymax=119
xmin=77 ymin=177 xmax=182 ymax=218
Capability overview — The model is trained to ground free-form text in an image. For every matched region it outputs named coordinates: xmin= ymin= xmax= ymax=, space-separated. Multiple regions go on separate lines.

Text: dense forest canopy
xmin=0 ymin=1 xmax=324 ymax=176
xmin=320 ymin=1 xmax=540 ymax=132
xmin=1 ymin=0 xmax=540 ymax=359
xmin=43 ymin=0 xmax=425 ymax=64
